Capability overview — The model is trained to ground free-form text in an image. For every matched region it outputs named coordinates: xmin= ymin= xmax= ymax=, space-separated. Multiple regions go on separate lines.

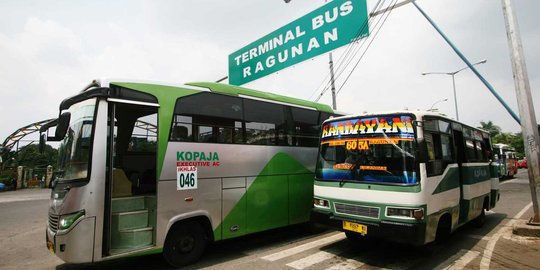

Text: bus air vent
xmin=334 ymin=203 xmax=380 ymax=219
xmin=49 ymin=213 xmax=60 ymax=233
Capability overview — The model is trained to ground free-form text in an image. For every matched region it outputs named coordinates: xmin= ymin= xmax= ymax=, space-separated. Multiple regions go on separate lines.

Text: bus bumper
xmin=311 ymin=210 xmax=426 ymax=246
xmin=46 ymin=216 xmax=96 ymax=263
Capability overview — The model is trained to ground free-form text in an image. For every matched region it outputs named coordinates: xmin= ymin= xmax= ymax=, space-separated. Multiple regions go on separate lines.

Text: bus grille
xmin=334 ymin=203 xmax=380 ymax=219
xmin=49 ymin=213 xmax=60 ymax=233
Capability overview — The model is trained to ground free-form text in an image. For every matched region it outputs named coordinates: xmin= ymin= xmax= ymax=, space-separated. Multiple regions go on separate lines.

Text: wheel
xmin=474 ymin=208 xmax=486 ymax=228
xmin=435 ymin=215 xmax=451 ymax=243
xmin=163 ymin=221 xmax=207 ymax=267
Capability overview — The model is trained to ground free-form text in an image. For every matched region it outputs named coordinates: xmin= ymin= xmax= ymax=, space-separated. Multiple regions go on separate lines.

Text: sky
xmin=0 ymin=0 xmax=538 ymax=148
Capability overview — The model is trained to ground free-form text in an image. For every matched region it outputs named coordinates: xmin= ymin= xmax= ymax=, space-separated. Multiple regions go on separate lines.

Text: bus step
xmin=111 ymin=226 xmax=154 ymax=250
xmin=111 ymin=196 xmax=147 ymax=213
xmin=112 ymin=209 xmax=149 ymax=231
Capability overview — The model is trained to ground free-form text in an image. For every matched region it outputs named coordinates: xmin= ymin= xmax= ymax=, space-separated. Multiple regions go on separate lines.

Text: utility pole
xmin=502 ymin=0 xmax=540 ymax=224
xmin=329 ymin=53 xmax=337 ymax=110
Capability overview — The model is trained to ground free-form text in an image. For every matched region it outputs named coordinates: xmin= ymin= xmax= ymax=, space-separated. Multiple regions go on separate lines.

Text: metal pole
xmin=501 ymin=0 xmax=540 ymax=224
xmin=329 ymin=53 xmax=337 ymax=110
xmin=451 ymin=74 xmax=459 ymax=121
xmin=413 ymin=1 xmax=521 ymax=124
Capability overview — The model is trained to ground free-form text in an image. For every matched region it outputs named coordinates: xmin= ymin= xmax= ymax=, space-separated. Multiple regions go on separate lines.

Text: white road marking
xmin=479 ymin=202 xmax=533 ymax=270
xmin=442 ymin=250 xmax=480 ymax=270
xmin=286 ymin=251 xmax=336 ymax=270
xmin=261 ymin=233 xmax=345 ymax=262
xmin=326 ymin=258 xmax=365 ymax=270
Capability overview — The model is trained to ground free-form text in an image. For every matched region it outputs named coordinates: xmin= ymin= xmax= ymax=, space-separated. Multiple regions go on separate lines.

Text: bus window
xmin=244 ymin=99 xmax=286 ymax=145
xmin=290 ymin=107 xmax=320 ymax=147
xmin=172 ymin=93 xmax=244 ymax=144
xmin=465 ymin=139 xmax=476 ymax=161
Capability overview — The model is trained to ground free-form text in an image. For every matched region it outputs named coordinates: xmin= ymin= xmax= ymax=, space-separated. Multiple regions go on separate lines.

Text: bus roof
xmin=323 ymin=110 xmax=490 ymax=136
xmin=95 ymin=78 xmax=333 ymax=113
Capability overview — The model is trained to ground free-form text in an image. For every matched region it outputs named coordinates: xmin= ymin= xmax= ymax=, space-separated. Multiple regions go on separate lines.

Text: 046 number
xmin=179 ymin=173 xmax=196 ymax=188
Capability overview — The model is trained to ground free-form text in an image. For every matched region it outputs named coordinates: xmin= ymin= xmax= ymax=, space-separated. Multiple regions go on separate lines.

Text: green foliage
xmin=480 ymin=120 xmax=526 ymax=158
xmin=493 ymin=132 xmax=525 ymax=158
xmin=13 ymin=144 xmax=58 ymax=168
xmin=478 ymin=120 xmax=501 ymax=137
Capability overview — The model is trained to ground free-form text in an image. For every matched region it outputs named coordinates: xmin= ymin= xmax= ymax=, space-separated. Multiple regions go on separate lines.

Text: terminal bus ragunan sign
xmin=228 ymin=0 xmax=369 ymax=85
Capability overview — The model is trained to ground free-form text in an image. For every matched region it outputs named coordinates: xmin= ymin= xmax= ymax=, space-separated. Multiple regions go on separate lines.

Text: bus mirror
xmin=55 ymin=112 xmax=71 ymax=140
xmin=39 ymin=132 xmax=47 ymax=154
xmin=417 ymin=139 xmax=428 ymax=163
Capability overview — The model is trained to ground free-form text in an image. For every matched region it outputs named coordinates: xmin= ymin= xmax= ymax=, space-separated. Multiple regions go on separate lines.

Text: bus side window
xmin=290 ymin=107 xmax=320 ymax=147
xmin=424 ymin=119 xmax=455 ymax=177
xmin=244 ymin=99 xmax=286 ymax=146
xmin=465 ymin=139 xmax=476 ymax=162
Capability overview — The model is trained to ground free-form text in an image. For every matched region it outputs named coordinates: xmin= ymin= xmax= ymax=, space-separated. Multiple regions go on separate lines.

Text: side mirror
xmin=55 ymin=112 xmax=71 ymax=140
xmin=39 ymin=132 xmax=47 ymax=154
xmin=416 ymin=139 xmax=428 ymax=164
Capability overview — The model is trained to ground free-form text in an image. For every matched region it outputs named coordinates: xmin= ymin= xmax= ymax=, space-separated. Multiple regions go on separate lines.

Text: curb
xmin=513 ymin=219 xmax=540 ymax=238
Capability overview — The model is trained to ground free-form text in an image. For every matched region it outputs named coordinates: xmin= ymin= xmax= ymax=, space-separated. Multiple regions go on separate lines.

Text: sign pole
xmin=501 ymin=0 xmax=540 ymax=224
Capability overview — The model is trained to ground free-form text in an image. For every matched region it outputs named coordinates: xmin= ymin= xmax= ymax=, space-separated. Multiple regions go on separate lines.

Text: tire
xmin=435 ymin=215 xmax=451 ymax=243
xmin=474 ymin=208 xmax=486 ymax=228
xmin=163 ymin=221 xmax=207 ymax=268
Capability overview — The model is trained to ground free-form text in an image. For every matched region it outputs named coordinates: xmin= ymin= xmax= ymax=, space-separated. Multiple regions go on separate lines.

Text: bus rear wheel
xmin=163 ymin=220 xmax=207 ymax=267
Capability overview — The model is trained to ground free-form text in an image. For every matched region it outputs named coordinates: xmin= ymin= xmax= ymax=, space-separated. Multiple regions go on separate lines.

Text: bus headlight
xmin=386 ymin=207 xmax=424 ymax=220
xmin=59 ymin=210 xmax=85 ymax=231
xmin=314 ymin=198 xmax=330 ymax=208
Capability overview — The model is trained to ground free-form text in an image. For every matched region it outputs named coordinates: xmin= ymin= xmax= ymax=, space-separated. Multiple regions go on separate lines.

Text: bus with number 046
xmin=311 ymin=111 xmax=499 ymax=245
xmin=41 ymin=78 xmax=337 ymax=267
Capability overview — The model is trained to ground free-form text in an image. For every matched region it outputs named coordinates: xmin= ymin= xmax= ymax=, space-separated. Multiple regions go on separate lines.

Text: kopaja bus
xmin=311 ymin=111 xmax=499 ymax=245
xmin=42 ymin=79 xmax=336 ymax=267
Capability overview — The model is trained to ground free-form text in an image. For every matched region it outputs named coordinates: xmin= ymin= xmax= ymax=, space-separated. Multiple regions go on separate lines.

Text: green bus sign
xmin=228 ymin=0 xmax=369 ymax=85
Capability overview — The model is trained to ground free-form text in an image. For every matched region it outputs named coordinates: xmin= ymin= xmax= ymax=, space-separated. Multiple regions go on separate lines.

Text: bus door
xmin=452 ymin=126 xmax=468 ymax=224
xmin=103 ymin=100 xmax=159 ymax=256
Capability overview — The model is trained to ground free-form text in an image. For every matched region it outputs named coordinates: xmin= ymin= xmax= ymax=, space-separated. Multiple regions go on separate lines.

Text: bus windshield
xmin=56 ymin=98 xmax=96 ymax=182
xmin=316 ymin=114 xmax=418 ymax=185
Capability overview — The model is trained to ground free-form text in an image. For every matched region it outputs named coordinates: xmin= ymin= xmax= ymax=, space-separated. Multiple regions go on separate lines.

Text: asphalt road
xmin=1 ymin=170 xmax=538 ymax=270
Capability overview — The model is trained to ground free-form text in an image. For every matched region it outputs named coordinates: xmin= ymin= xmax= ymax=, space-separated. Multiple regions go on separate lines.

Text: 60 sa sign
xmin=177 ymin=166 xmax=198 ymax=190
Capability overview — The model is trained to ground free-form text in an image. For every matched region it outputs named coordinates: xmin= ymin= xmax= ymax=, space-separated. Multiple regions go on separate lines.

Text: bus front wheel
xmin=163 ymin=220 xmax=207 ymax=267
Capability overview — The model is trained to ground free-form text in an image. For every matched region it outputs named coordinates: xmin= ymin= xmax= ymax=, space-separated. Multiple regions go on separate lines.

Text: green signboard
xmin=228 ymin=0 xmax=369 ymax=85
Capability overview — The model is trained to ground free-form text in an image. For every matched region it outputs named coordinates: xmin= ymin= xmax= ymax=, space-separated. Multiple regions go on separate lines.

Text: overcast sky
xmin=0 ymin=0 xmax=538 ymax=147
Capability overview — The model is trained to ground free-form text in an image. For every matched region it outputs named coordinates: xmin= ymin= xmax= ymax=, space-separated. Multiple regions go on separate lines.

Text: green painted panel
xmin=215 ymin=152 xmax=313 ymax=238
xmin=222 ymin=189 xmax=247 ymax=240
xmin=461 ymin=165 xmax=490 ymax=185
xmin=432 ymin=167 xmax=460 ymax=195
xmin=247 ymin=175 xmax=289 ymax=233
xmin=314 ymin=179 xmax=421 ymax=193
xmin=289 ymin=174 xmax=315 ymax=224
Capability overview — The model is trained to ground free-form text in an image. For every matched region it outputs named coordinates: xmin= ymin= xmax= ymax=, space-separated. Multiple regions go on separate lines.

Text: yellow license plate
xmin=343 ymin=221 xmax=367 ymax=235
xmin=47 ymin=240 xmax=54 ymax=253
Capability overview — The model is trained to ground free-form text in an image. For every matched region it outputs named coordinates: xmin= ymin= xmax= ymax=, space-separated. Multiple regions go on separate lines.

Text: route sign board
xmin=228 ymin=0 xmax=369 ymax=85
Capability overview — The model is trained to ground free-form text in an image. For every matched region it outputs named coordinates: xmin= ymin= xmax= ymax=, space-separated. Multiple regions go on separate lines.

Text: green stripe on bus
xmin=432 ymin=167 xmax=460 ymax=195
xmin=461 ymin=165 xmax=490 ymax=185
xmin=314 ymin=180 xmax=421 ymax=193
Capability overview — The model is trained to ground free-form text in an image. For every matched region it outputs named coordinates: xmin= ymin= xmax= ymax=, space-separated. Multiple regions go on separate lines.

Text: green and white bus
xmin=311 ymin=111 xmax=499 ymax=245
xmin=492 ymin=143 xmax=518 ymax=179
xmin=42 ymin=78 xmax=336 ymax=267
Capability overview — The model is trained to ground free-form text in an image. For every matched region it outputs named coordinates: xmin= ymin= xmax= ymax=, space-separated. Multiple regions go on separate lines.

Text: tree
xmin=14 ymin=144 xmax=58 ymax=168
xmin=493 ymin=132 xmax=525 ymax=158
xmin=478 ymin=120 xmax=502 ymax=137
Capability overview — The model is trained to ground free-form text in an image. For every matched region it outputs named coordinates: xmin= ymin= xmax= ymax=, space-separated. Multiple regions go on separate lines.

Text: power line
xmin=309 ymin=0 xmax=383 ymax=100
xmin=314 ymin=0 xmax=399 ymax=102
